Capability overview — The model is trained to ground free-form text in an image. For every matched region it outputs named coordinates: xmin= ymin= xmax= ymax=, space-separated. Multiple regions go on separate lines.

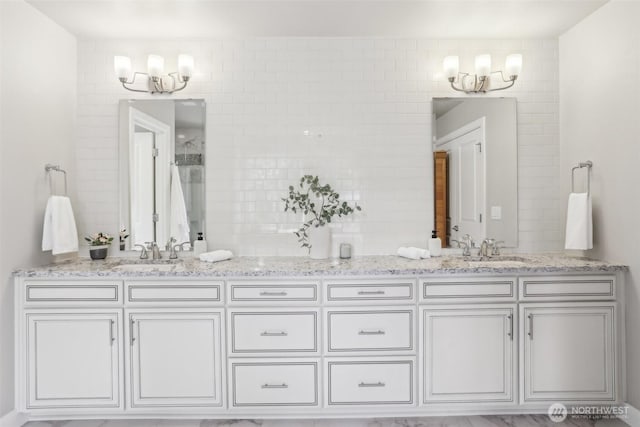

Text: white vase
xmin=308 ymin=225 xmax=331 ymax=259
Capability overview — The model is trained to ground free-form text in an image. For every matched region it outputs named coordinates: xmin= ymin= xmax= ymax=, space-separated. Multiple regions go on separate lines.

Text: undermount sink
xmin=113 ymin=264 xmax=178 ymax=272
xmin=112 ymin=258 xmax=184 ymax=272
xmin=466 ymin=255 xmax=529 ymax=268
xmin=466 ymin=255 xmax=528 ymax=263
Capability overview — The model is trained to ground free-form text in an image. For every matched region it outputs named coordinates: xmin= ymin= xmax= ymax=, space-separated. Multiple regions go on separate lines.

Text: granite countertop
xmin=13 ymin=253 xmax=628 ymax=278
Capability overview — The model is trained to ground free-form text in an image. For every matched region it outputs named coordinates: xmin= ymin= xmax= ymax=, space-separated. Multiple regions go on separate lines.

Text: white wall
xmin=560 ymin=0 xmax=640 ymax=408
xmin=0 ymin=0 xmax=77 ymax=416
xmin=76 ymin=39 xmax=561 ymax=256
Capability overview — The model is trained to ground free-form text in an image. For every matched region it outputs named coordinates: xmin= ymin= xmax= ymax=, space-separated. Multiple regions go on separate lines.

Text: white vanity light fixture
xmin=113 ymin=54 xmax=194 ymax=94
xmin=443 ymin=53 xmax=522 ymax=93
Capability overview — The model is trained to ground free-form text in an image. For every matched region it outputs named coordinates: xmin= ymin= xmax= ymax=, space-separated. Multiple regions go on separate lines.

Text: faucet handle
xmin=457 ymin=241 xmax=471 ymax=257
xmin=169 ymin=241 xmax=190 ymax=259
xmin=166 ymin=237 xmax=176 ymax=251
xmin=492 ymin=241 xmax=505 ymax=256
xmin=134 ymin=244 xmax=149 ymax=259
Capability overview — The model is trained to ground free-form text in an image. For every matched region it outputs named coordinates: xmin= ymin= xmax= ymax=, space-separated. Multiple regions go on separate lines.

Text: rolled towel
xmin=199 ymin=250 xmax=233 ymax=263
xmin=407 ymin=246 xmax=431 ymax=259
xmin=397 ymin=247 xmax=430 ymax=260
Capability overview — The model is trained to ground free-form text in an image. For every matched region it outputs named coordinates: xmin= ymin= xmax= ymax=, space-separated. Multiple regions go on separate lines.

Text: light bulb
xmin=178 ymin=54 xmax=194 ymax=79
xmin=505 ymin=54 xmax=523 ymax=77
xmin=443 ymin=56 xmax=459 ymax=80
xmin=147 ymin=55 xmax=164 ymax=79
xmin=475 ymin=54 xmax=492 ymax=77
xmin=114 ymin=56 xmax=132 ymax=81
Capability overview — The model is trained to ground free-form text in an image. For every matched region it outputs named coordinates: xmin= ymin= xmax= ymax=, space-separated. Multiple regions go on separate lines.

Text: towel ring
xmin=45 ymin=164 xmax=68 ymax=196
xmin=571 ymin=160 xmax=592 ymax=195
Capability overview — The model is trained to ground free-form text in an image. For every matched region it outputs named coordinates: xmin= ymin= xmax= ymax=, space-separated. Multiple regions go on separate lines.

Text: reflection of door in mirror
xmin=432 ymin=98 xmax=517 ymax=248
xmin=433 ymin=151 xmax=449 ymax=246
xmin=436 ymin=120 xmax=486 ymax=246
xmin=129 ymin=108 xmax=171 ymax=248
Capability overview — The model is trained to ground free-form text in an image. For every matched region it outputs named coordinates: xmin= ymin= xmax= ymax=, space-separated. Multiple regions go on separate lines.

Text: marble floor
xmin=23 ymin=416 xmax=629 ymax=427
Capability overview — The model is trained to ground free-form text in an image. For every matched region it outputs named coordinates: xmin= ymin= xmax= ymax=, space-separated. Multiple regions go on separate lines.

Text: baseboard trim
xmin=0 ymin=410 xmax=27 ymax=427
xmin=622 ymin=403 xmax=640 ymax=426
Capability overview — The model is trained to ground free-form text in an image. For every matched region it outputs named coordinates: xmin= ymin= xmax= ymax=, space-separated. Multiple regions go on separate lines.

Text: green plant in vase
xmin=282 ymin=175 xmax=361 ymax=256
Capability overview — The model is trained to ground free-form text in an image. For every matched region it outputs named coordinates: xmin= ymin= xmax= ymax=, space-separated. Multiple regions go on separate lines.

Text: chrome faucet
xmin=478 ymin=238 xmax=496 ymax=258
xmin=145 ymin=242 xmax=162 ymax=260
xmin=169 ymin=241 xmax=190 ymax=259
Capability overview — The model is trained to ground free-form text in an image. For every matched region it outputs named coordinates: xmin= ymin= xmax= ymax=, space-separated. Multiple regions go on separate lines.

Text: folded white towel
xmin=199 ymin=250 xmax=233 ymax=263
xmin=397 ymin=247 xmax=430 ymax=260
xmin=565 ymin=192 xmax=593 ymax=250
xmin=42 ymin=196 xmax=79 ymax=255
xmin=170 ymin=165 xmax=190 ymax=244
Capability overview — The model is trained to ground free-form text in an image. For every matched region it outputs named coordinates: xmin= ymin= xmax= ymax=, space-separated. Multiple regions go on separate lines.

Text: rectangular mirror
xmin=119 ymin=99 xmax=206 ymax=251
xmin=432 ymin=97 xmax=517 ymax=248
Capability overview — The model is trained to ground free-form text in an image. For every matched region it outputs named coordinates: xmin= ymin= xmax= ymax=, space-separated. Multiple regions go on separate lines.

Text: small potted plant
xmin=85 ymin=232 xmax=114 ymax=260
xmin=283 ymin=175 xmax=361 ymax=259
xmin=119 ymin=227 xmax=129 ymax=251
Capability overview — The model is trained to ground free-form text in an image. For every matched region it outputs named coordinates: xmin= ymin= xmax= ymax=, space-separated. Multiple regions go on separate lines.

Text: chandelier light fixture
xmin=114 ymin=54 xmax=194 ymax=94
xmin=443 ymin=54 xmax=522 ymax=94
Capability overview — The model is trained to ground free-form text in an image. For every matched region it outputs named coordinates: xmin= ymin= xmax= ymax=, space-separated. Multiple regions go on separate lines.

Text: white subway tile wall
xmin=76 ymin=38 xmax=561 ymax=256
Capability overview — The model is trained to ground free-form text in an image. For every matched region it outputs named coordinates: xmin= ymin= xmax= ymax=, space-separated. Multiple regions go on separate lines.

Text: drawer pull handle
xmin=528 ymin=314 xmax=533 ymax=340
xmin=261 ymin=383 xmax=289 ymax=389
xmin=110 ymin=320 xmax=115 ymax=345
xmin=260 ymin=331 xmax=288 ymax=337
xmin=259 ymin=291 xmax=288 ymax=296
xmin=507 ymin=314 xmax=513 ymax=340
xmin=358 ymin=329 xmax=385 ymax=335
xmin=357 ymin=290 xmax=385 ymax=295
xmin=358 ymin=381 xmax=385 ymax=388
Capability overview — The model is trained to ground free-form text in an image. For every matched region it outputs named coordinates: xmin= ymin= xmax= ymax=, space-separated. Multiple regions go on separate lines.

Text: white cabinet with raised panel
xmin=125 ymin=309 xmax=224 ymax=409
xmin=25 ymin=310 xmax=122 ymax=410
xmin=421 ymin=305 xmax=516 ymax=404
xmin=520 ymin=303 xmax=616 ymax=403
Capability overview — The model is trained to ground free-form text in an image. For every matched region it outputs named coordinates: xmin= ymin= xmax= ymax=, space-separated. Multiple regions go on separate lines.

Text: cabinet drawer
xmin=24 ymin=281 xmax=122 ymax=306
xmin=420 ymin=277 xmax=516 ymax=303
xmin=126 ymin=281 xmax=222 ymax=305
xmin=327 ymin=358 xmax=414 ymax=405
xmin=325 ymin=279 xmax=416 ymax=303
xmin=230 ymin=360 xmax=319 ymax=407
xmin=229 ymin=310 xmax=319 ymax=354
xmin=228 ymin=281 xmax=318 ymax=304
xmin=519 ymin=275 xmax=615 ymax=301
xmin=326 ymin=309 xmax=414 ymax=353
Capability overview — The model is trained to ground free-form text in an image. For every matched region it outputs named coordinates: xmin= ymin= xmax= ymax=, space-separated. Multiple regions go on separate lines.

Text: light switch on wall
xmin=491 ymin=206 xmax=502 ymax=220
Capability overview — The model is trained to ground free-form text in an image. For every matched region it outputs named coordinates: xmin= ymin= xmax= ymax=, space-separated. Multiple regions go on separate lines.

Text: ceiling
xmin=26 ymin=0 xmax=608 ymax=39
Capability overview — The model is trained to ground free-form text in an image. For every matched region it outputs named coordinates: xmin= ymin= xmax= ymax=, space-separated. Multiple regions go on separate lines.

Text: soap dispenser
xmin=428 ymin=230 xmax=442 ymax=257
xmin=193 ymin=232 xmax=207 ymax=256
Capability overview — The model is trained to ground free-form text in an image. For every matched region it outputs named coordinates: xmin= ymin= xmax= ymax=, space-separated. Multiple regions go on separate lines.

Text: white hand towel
xmin=170 ymin=165 xmax=190 ymax=244
xmin=397 ymin=247 xmax=430 ymax=260
xmin=408 ymin=246 xmax=431 ymax=259
xmin=564 ymin=192 xmax=593 ymax=250
xmin=42 ymin=195 xmax=79 ymax=255
xmin=199 ymin=250 xmax=233 ymax=263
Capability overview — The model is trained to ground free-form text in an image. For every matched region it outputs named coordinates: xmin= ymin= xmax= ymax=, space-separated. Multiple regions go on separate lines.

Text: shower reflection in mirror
xmin=119 ymin=99 xmax=206 ymax=251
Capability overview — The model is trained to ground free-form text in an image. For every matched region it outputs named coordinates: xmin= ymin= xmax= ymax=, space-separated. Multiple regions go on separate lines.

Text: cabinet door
xmin=421 ymin=305 xmax=515 ymax=404
xmin=127 ymin=310 xmax=223 ymax=408
xmin=26 ymin=311 xmax=122 ymax=409
xmin=521 ymin=303 xmax=616 ymax=402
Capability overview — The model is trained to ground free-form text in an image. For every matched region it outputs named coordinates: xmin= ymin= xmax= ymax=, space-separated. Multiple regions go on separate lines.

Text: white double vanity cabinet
xmin=13 ymin=255 xmax=626 ymax=422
